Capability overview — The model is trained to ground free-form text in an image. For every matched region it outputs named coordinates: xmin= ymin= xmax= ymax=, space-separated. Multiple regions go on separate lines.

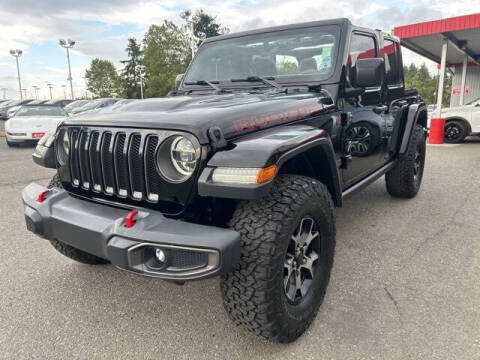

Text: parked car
xmin=95 ymin=99 xmax=137 ymax=114
xmin=438 ymin=97 xmax=480 ymax=143
xmin=5 ymin=105 xmax=67 ymax=146
xmin=0 ymin=99 xmax=34 ymax=119
xmin=6 ymin=105 xmax=22 ymax=118
xmin=24 ymin=18 xmax=427 ymax=343
xmin=28 ymin=100 xmax=50 ymax=105
xmin=43 ymin=99 xmax=74 ymax=107
xmin=70 ymin=98 xmax=119 ymax=114
xmin=64 ymin=99 xmax=89 ymax=114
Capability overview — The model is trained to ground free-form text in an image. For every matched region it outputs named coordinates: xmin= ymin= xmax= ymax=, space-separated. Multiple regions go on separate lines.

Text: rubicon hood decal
xmin=63 ymin=92 xmax=334 ymax=144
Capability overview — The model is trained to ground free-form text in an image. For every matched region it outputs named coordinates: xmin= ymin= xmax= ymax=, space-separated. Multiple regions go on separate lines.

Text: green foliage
xmin=404 ymin=63 xmax=452 ymax=106
xmin=142 ymin=20 xmax=191 ymax=97
xmin=85 ymin=58 xmax=122 ymax=98
xmin=277 ymin=60 xmax=299 ymax=74
xmin=120 ymin=38 xmax=143 ymax=99
xmin=192 ymin=9 xmax=228 ymax=42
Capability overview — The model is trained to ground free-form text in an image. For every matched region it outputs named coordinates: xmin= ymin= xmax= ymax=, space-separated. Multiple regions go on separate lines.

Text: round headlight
xmin=56 ymin=129 xmax=70 ymax=165
xmin=170 ymin=137 xmax=197 ymax=176
xmin=62 ymin=130 xmax=70 ymax=155
xmin=156 ymin=135 xmax=199 ymax=182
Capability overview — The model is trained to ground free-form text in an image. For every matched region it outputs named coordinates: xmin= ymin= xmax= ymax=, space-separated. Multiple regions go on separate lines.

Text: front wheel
xmin=221 ymin=175 xmax=336 ymax=343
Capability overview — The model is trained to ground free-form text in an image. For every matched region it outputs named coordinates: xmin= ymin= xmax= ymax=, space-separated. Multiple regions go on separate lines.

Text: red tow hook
xmin=37 ymin=189 xmax=51 ymax=203
xmin=125 ymin=209 xmax=139 ymax=228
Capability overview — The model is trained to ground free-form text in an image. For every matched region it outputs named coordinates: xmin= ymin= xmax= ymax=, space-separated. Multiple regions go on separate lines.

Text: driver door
xmin=342 ymin=32 xmax=386 ymax=187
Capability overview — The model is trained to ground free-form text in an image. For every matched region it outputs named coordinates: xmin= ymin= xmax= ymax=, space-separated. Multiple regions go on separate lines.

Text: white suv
xmin=440 ymin=97 xmax=480 ymax=143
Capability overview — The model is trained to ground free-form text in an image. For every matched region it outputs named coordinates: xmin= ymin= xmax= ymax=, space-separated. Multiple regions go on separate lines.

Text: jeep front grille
xmin=56 ymin=126 xmax=199 ymax=208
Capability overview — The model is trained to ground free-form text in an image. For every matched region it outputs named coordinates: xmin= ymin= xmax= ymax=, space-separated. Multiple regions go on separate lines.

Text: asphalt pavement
xmin=0 ymin=136 xmax=479 ymax=359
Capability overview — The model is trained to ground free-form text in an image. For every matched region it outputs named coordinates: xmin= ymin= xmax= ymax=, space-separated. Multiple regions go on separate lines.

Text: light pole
xmin=180 ymin=10 xmax=200 ymax=58
xmin=61 ymin=84 xmax=66 ymax=99
xmin=82 ymin=76 xmax=88 ymax=99
xmin=138 ymin=65 xmax=145 ymax=99
xmin=9 ymin=49 xmax=23 ymax=100
xmin=33 ymin=86 xmax=40 ymax=100
xmin=1 ymin=88 xmax=6 ymax=99
xmin=59 ymin=39 xmax=75 ymax=99
xmin=47 ymin=83 xmax=53 ymax=99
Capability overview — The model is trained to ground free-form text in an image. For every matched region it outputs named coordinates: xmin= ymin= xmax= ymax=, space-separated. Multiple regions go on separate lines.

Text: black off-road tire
xmin=385 ymin=124 xmax=426 ymax=198
xmin=221 ymin=175 xmax=336 ymax=343
xmin=444 ymin=120 xmax=468 ymax=143
xmin=47 ymin=174 xmax=109 ymax=265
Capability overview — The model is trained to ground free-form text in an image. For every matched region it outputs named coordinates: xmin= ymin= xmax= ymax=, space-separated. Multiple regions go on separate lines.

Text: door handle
xmin=373 ymin=105 xmax=388 ymax=114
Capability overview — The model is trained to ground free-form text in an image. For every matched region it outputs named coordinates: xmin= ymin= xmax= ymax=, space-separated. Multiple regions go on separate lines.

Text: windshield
xmin=184 ymin=25 xmax=340 ymax=86
xmin=16 ymin=106 xmax=66 ymax=117
xmin=64 ymin=100 xmax=88 ymax=112
xmin=78 ymin=100 xmax=102 ymax=111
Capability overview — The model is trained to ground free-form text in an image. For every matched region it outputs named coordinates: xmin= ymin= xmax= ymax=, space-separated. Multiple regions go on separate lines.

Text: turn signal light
xmin=256 ymin=165 xmax=278 ymax=184
xmin=212 ymin=165 xmax=278 ymax=185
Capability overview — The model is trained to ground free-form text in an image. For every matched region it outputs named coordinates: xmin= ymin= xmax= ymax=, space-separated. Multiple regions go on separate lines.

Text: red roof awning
xmin=393 ymin=13 xmax=480 ymax=66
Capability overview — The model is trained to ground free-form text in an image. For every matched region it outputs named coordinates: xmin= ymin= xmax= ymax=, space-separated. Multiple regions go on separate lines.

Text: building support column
xmin=429 ymin=38 xmax=448 ymax=144
xmin=459 ymin=55 xmax=468 ymax=106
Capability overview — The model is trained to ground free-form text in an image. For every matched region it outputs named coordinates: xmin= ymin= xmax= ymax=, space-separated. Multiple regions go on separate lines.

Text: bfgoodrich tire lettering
xmin=47 ymin=174 xmax=109 ymax=265
xmin=385 ymin=124 xmax=426 ymax=198
xmin=221 ymin=175 xmax=335 ymax=343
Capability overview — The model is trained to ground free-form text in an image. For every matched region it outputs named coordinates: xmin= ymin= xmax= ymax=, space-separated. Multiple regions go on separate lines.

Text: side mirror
xmin=175 ymin=73 xmax=185 ymax=90
xmin=352 ymin=58 xmax=385 ymax=88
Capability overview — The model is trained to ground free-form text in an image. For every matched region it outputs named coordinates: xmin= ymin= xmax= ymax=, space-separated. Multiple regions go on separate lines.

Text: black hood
xmin=63 ymin=92 xmax=334 ymax=144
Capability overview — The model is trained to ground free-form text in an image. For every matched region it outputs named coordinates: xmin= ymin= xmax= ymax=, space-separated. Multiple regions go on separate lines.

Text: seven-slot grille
xmin=59 ymin=127 xmax=177 ymax=203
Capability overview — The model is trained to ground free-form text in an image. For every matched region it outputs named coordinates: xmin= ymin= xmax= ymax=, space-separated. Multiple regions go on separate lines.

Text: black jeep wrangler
xmin=23 ymin=18 xmax=427 ymax=343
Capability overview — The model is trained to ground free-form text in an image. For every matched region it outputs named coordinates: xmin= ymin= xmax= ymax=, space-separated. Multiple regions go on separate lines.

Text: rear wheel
xmin=47 ymin=174 xmax=109 ymax=265
xmin=444 ymin=120 xmax=468 ymax=143
xmin=385 ymin=124 xmax=426 ymax=198
xmin=221 ymin=175 xmax=335 ymax=343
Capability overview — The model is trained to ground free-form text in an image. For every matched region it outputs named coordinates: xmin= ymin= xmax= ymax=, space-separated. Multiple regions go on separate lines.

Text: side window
xmin=348 ymin=33 xmax=377 ymax=85
xmin=383 ymin=39 xmax=401 ymax=85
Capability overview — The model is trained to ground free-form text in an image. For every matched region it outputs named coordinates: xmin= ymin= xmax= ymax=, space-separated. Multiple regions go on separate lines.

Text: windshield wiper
xmin=184 ymin=80 xmax=224 ymax=93
xmin=230 ymin=76 xmax=286 ymax=92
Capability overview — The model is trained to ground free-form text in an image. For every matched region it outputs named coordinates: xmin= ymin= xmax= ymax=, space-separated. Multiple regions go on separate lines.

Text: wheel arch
xmin=445 ymin=116 xmax=472 ymax=134
xmin=198 ymin=125 xmax=342 ymax=207
xmin=277 ymin=144 xmax=342 ymax=207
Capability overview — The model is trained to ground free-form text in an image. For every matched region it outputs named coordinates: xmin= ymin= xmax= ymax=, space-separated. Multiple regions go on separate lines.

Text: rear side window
xmin=347 ymin=33 xmax=377 ymax=85
xmin=383 ymin=39 xmax=402 ymax=85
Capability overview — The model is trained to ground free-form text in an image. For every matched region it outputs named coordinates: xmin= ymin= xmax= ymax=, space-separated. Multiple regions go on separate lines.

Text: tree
xmin=192 ymin=10 xmax=228 ymax=43
xmin=403 ymin=62 xmax=451 ymax=106
xmin=142 ymin=21 xmax=191 ymax=97
xmin=120 ymin=38 xmax=143 ymax=99
xmin=85 ymin=58 xmax=122 ymax=98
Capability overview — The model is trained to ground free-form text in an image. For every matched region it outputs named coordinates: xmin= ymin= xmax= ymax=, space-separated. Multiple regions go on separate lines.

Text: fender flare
xmin=399 ymin=103 xmax=427 ymax=155
xmin=198 ymin=125 xmax=342 ymax=205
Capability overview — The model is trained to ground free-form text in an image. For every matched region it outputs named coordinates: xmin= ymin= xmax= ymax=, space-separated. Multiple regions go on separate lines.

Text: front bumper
xmin=22 ymin=183 xmax=241 ymax=281
xmin=6 ymin=131 xmax=45 ymax=142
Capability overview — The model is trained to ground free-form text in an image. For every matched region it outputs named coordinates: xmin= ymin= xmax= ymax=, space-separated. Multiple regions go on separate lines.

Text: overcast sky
xmin=0 ymin=0 xmax=478 ymax=99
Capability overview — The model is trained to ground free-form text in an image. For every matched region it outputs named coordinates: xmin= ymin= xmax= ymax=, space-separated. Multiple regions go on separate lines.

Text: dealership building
xmin=394 ymin=13 xmax=480 ymax=108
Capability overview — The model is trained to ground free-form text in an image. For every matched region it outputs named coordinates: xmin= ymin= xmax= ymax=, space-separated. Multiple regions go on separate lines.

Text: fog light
xmin=155 ymin=248 xmax=166 ymax=263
